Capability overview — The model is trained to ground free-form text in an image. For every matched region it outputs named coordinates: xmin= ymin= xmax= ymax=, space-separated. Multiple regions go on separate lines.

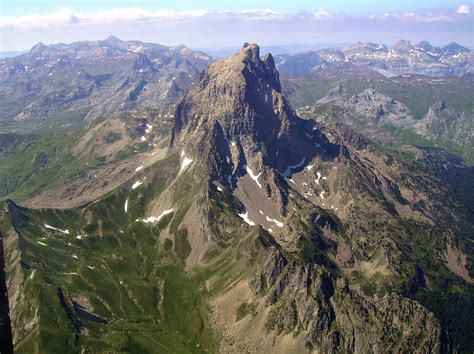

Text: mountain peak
xmin=262 ymin=52 xmax=276 ymax=69
xmin=103 ymin=35 xmax=123 ymax=45
xmin=29 ymin=42 xmax=47 ymax=53
xmin=171 ymin=44 xmax=315 ymax=178
xmin=442 ymin=42 xmax=470 ymax=55
xmin=393 ymin=39 xmax=413 ymax=52
xmin=416 ymin=40 xmax=434 ymax=51
xmin=242 ymin=42 xmax=260 ymax=62
xmin=196 ymin=42 xmax=281 ymax=94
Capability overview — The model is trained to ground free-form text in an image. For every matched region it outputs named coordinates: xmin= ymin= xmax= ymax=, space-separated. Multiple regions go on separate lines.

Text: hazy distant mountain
xmin=276 ymin=40 xmax=473 ymax=77
xmin=196 ymin=43 xmax=350 ymax=58
xmin=0 ymin=36 xmax=213 ymax=130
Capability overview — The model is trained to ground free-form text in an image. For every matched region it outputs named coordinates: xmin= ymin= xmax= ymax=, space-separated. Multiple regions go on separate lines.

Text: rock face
xmin=247 ymin=252 xmax=447 ymax=353
xmin=343 ymin=88 xmax=415 ymax=127
xmin=169 ymin=44 xmax=469 ymax=351
xmin=171 ymin=43 xmax=316 ymax=183
xmin=415 ymin=101 xmax=474 ymax=147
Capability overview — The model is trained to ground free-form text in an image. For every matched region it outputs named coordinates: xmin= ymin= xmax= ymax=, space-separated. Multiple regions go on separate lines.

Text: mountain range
xmin=275 ymin=40 xmax=473 ymax=77
xmin=2 ymin=38 xmax=473 ymax=134
xmin=1 ymin=42 xmax=473 ymax=353
xmin=0 ymin=36 xmax=212 ymax=131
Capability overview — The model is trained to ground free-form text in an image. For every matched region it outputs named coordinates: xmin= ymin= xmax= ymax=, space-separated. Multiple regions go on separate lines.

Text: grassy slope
xmin=4 ymin=155 xmax=222 ymax=353
xmin=0 ymin=108 xmax=169 ymax=200
xmin=0 ymin=123 xmax=97 ymax=200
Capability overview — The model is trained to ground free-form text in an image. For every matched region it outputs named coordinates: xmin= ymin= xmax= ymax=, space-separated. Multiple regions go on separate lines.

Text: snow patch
xmin=37 ymin=241 xmax=47 ymax=246
xmin=217 ymin=186 xmax=223 ymax=192
xmin=135 ymin=165 xmax=143 ymax=172
xmin=265 ymin=216 xmax=284 ymax=228
xmin=44 ymin=224 xmax=70 ymax=234
xmin=179 ymin=156 xmax=193 ymax=175
xmin=142 ymin=209 xmax=174 ymax=223
xmin=306 ymin=164 xmax=314 ymax=171
xmin=132 ymin=181 xmax=143 ymax=189
xmin=140 ymin=136 xmax=146 ymax=142
xmin=124 ymin=199 xmax=129 ymax=213
xmin=238 ymin=210 xmax=255 ymax=226
xmin=244 ymin=165 xmax=262 ymax=188
xmin=315 ymin=172 xmax=322 ymax=185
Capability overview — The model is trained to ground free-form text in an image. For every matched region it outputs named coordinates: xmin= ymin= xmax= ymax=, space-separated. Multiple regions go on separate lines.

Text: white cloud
xmin=368 ymin=10 xmax=459 ymax=22
xmin=456 ymin=5 xmax=471 ymax=15
xmin=0 ymin=7 xmax=285 ymax=28
xmin=0 ymin=7 xmax=80 ymax=28
xmin=314 ymin=9 xmax=334 ymax=20
xmin=240 ymin=9 xmax=283 ymax=19
xmin=0 ymin=6 xmax=471 ymax=29
xmin=402 ymin=12 xmax=416 ymax=19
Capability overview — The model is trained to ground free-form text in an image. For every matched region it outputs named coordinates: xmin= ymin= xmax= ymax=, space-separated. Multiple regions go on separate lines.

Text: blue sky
xmin=1 ymin=1 xmax=473 ymax=51
xmin=2 ymin=0 xmax=472 ymax=16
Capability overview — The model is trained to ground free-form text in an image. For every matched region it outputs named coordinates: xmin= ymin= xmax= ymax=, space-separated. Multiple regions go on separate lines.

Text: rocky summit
xmin=1 ymin=43 xmax=473 ymax=353
xmin=172 ymin=43 xmax=316 ymax=184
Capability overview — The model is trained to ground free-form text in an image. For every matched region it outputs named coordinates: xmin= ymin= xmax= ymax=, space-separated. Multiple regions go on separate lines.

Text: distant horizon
xmin=1 ymin=36 xmax=472 ymax=58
